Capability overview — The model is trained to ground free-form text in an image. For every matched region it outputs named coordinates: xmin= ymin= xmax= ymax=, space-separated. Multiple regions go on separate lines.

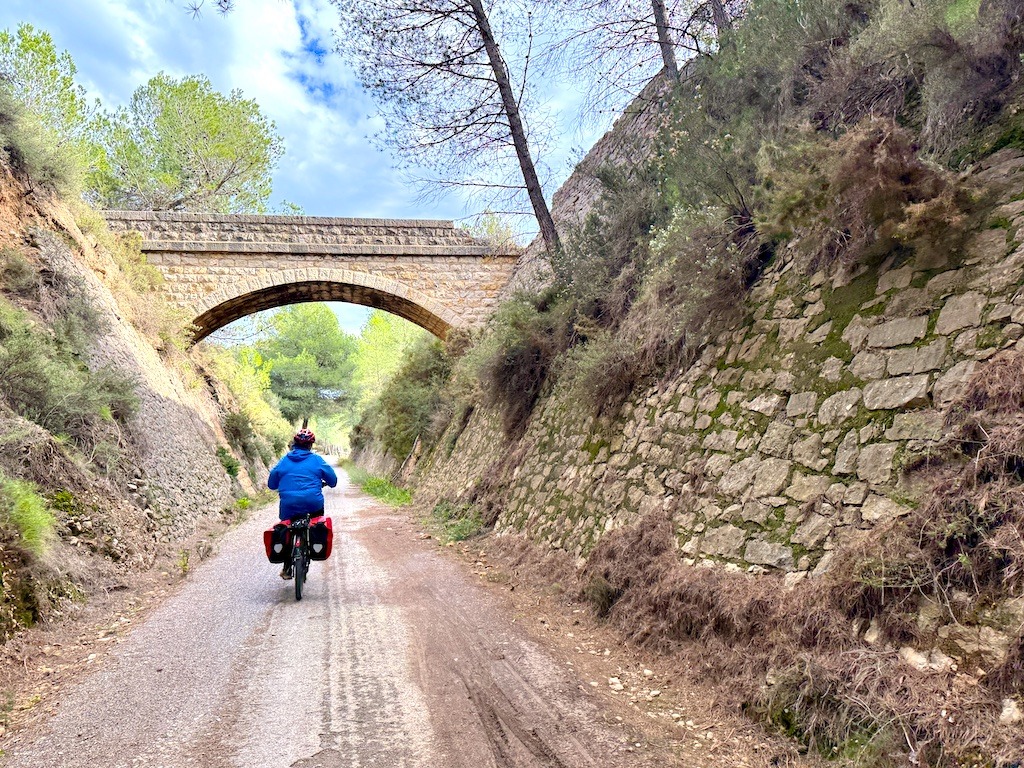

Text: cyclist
xmin=268 ymin=428 xmax=338 ymax=579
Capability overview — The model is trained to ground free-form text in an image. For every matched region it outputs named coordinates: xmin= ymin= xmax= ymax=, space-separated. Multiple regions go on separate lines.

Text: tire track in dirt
xmin=354 ymin=500 xmax=669 ymax=768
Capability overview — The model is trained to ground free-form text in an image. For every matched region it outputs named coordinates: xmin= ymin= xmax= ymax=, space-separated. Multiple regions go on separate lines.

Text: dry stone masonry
xmin=103 ymin=211 xmax=520 ymax=339
xmin=417 ymin=150 xmax=1024 ymax=579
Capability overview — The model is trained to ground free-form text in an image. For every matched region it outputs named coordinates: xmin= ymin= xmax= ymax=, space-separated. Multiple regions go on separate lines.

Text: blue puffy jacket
xmin=268 ymin=448 xmax=338 ymax=520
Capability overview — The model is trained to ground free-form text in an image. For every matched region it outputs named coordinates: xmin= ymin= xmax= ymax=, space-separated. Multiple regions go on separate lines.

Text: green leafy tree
xmin=0 ymin=23 xmax=95 ymax=150
xmin=351 ymin=311 xmax=428 ymax=410
xmin=357 ymin=338 xmax=450 ymax=459
xmin=89 ymin=72 xmax=283 ymax=212
xmin=202 ymin=344 xmax=293 ymax=453
xmin=462 ymin=210 xmax=520 ymax=247
xmin=255 ymin=304 xmax=357 ymax=424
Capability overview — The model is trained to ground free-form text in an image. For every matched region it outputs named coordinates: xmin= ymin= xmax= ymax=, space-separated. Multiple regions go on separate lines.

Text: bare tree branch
xmin=333 ymin=0 xmax=561 ymax=252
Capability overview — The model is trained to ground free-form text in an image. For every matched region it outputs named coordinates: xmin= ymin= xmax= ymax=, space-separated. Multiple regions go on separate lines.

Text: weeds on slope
xmin=0 ymin=294 xmax=137 ymax=474
xmin=579 ymin=509 xmax=1018 ymax=765
xmin=0 ymin=471 xmax=54 ymax=557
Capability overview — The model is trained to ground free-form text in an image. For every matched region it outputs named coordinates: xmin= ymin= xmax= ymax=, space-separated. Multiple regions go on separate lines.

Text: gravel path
xmin=4 ymin=475 xmax=678 ymax=768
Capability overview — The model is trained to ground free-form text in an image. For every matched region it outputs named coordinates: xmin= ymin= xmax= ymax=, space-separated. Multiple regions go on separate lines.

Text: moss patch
xmin=820 ymin=271 xmax=879 ymax=337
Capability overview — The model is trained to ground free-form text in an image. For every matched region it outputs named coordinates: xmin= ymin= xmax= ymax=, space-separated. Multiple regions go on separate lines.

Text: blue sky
xmin=0 ymin=0 xmax=604 ymax=333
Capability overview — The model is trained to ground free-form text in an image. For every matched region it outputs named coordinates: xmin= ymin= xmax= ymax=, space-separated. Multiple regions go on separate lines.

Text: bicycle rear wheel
xmin=293 ymin=538 xmax=305 ymax=601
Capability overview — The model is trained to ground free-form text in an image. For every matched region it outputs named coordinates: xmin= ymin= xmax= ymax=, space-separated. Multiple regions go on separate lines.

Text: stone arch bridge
xmin=102 ymin=211 xmax=520 ymax=341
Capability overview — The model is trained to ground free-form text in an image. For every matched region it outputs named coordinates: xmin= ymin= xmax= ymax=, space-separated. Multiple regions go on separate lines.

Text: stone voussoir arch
xmin=193 ymin=267 xmax=460 ymax=341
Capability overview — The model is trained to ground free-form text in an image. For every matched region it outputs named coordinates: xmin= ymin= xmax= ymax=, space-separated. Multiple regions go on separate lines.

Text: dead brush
xmin=758 ymin=119 xmax=970 ymax=274
xmin=471 ymin=291 xmax=574 ymax=439
xmin=483 ymin=530 xmax=578 ymax=591
xmin=989 ymin=633 xmax=1024 ymax=695
xmin=923 ymin=350 xmax=1024 ymax=600
xmin=576 ymin=509 xmax=1022 ymax=764
xmin=568 ymin=216 xmax=768 ymax=416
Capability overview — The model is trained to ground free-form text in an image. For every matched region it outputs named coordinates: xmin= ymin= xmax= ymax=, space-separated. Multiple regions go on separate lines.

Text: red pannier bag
xmin=263 ymin=522 xmax=290 ymax=563
xmin=308 ymin=515 xmax=333 ymax=561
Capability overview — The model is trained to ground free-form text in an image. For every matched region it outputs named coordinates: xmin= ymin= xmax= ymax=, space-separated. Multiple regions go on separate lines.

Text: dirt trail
xmin=3 ymin=476 xmax=701 ymax=768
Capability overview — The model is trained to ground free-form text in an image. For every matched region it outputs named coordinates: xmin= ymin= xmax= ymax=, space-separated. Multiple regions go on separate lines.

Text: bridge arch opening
xmin=189 ymin=270 xmax=460 ymax=343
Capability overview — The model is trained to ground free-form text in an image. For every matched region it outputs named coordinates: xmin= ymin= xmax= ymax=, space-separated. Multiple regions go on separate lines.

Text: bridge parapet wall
xmin=104 ymin=211 xmax=482 ymax=249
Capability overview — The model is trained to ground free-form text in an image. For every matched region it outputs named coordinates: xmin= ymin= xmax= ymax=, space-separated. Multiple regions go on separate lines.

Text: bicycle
xmin=288 ymin=513 xmax=313 ymax=601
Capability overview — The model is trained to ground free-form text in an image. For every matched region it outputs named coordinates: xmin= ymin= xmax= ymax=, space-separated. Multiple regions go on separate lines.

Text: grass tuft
xmin=426 ymin=500 xmax=484 ymax=543
xmin=215 ymin=446 xmax=240 ymax=478
xmin=342 ymin=461 xmax=412 ymax=506
xmin=0 ymin=471 xmax=55 ymax=556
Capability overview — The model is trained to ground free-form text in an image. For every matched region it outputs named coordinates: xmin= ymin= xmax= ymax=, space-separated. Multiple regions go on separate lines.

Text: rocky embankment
xmin=421 ymin=151 xmax=1024 ymax=573
xmin=0 ymin=162 xmax=255 ymax=638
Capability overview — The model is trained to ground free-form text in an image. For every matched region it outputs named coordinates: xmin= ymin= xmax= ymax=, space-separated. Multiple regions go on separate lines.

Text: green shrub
xmin=224 ymin=410 xmax=269 ymax=463
xmin=554 ymin=165 xmax=664 ymax=331
xmin=0 ymin=246 xmax=37 ymax=295
xmin=583 ymin=575 xmax=621 ymax=618
xmin=427 ymin=500 xmax=484 ymax=543
xmin=224 ymin=411 xmax=253 ymax=447
xmin=194 ymin=344 xmax=292 ymax=460
xmin=839 ymin=0 xmax=1023 ymax=161
xmin=0 ymin=471 xmax=55 ymax=556
xmin=47 ymin=489 xmax=77 ymax=516
xmin=215 ymin=446 xmax=240 ymax=478
xmin=565 ymin=207 xmax=766 ymax=414
xmin=354 ymin=337 xmax=451 ymax=458
xmin=0 ymin=298 xmax=138 ymax=466
xmin=456 ymin=292 xmax=572 ymax=438
xmin=0 ymin=85 xmax=85 ymax=197
xmin=49 ymin=286 xmax=104 ymax=357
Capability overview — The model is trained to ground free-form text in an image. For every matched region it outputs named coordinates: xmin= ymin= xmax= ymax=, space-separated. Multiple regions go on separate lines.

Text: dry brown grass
xmin=760 ymin=119 xmax=970 ymax=275
xmin=574 ymin=510 xmax=1021 ymax=765
xmin=904 ymin=350 xmax=1024 ymax=604
xmin=565 ymin=351 xmax=1024 ymax=763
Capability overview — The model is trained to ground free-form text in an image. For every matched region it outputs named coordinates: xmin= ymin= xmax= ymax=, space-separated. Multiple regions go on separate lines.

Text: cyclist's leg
xmin=279 ymin=516 xmax=295 ymax=579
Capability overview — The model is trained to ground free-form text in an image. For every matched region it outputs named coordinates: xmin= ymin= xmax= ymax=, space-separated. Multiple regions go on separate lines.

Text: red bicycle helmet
xmin=294 ymin=428 xmax=315 ymax=446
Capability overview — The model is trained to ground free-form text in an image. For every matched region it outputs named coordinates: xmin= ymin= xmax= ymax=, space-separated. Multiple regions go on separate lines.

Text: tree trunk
xmin=708 ymin=0 xmax=733 ymax=38
xmin=651 ymin=0 xmax=679 ymax=78
xmin=468 ymin=0 xmax=561 ymax=254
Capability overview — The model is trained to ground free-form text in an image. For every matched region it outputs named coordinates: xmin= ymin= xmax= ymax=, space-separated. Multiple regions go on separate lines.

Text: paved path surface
xmin=4 ymin=475 xmax=670 ymax=768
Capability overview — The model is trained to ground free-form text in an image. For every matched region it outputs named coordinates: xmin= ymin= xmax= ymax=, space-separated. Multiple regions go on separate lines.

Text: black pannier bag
xmin=308 ymin=516 xmax=333 ymax=561
xmin=263 ymin=522 xmax=290 ymax=563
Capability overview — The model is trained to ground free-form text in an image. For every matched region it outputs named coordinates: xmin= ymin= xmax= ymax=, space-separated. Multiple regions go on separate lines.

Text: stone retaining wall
xmin=415 ymin=150 xmax=1024 ymax=577
xmin=506 ymin=74 xmax=674 ymax=294
xmin=30 ymin=223 xmax=238 ymax=541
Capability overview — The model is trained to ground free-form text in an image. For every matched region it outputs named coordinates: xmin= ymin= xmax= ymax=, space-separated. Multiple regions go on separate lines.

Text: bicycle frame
xmin=289 ymin=514 xmax=312 ymax=601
